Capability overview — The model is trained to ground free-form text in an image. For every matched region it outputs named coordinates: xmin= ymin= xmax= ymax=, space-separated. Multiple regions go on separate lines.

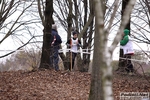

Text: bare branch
xmin=109 ymin=0 xmax=137 ymax=53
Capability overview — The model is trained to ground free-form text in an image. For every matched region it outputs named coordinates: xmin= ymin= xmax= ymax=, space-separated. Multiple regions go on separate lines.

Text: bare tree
xmin=39 ymin=0 xmax=53 ymax=69
xmin=131 ymin=0 xmax=150 ymax=44
xmin=0 ymin=0 xmax=43 ymax=59
xmin=89 ymin=0 xmax=136 ymax=100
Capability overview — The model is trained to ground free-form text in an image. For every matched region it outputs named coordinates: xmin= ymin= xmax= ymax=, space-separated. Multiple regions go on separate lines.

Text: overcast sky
xmin=0 ymin=0 xmax=150 ymax=62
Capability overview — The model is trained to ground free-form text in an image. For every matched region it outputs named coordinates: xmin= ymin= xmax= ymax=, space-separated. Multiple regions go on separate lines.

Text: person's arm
xmin=77 ymin=39 xmax=82 ymax=48
xmin=66 ymin=39 xmax=71 ymax=48
xmin=56 ymin=34 xmax=62 ymax=44
xmin=120 ymin=35 xmax=129 ymax=46
xmin=78 ymin=40 xmax=81 ymax=44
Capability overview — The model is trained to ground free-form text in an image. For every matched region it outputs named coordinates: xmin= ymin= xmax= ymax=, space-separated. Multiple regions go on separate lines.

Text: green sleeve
xmin=120 ymin=35 xmax=129 ymax=46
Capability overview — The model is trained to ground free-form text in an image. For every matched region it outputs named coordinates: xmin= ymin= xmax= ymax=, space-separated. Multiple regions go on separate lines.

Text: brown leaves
xmin=113 ymin=73 xmax=150 ymax=100
xmin=0 ymin=70 xmax=150 ymax=100
xmin=0 ymin=70 xmax=91 ymax=100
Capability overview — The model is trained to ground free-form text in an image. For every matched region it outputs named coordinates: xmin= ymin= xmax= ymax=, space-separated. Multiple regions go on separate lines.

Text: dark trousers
xmin=124 ymin=54 xmax=134 ymax=73
xmin=50 ymin=46 xmax=59 ymax=71
xmin=69 ymin=52 xmax=77 ymax=70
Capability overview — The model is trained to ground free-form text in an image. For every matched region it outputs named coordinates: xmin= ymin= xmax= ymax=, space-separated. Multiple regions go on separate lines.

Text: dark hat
xmin=72 ymin=31 xmax=78 ymax=36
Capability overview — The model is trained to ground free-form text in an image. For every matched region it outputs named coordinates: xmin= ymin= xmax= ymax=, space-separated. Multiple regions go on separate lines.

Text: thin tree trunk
xmin=89 ymin=21 xmax=102 ymax=100
xmin=118 ymin=0 xmax=131 ymax=72
xmin=89 ymin=0 xmax=114 ymax=100
xmin=63 ymin=0 xmax=73 ymax=70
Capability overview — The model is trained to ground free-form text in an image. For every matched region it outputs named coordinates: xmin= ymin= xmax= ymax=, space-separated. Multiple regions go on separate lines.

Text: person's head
xmin=72 ymin=31 xmax=78 ymax=38
xmin=52 ymin=24 xmax=57 ymax=30
xmin=124 ymin=29 xmax=130 ymax=36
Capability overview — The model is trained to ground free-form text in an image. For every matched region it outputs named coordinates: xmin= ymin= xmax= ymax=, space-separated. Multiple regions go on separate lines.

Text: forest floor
xmin=0 ymin=69 xmax=150 ymax=100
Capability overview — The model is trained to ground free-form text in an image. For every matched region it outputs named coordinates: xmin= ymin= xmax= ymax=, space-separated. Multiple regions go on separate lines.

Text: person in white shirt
xmin=66 ymin=31 xmax=82 ymax=70
xmin=120 ymin=29 xmax=134 ymax=74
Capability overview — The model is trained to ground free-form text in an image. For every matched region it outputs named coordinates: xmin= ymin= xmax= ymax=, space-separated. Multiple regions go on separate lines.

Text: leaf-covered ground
xmin=0 ymin=69 xmax=150 ymax=100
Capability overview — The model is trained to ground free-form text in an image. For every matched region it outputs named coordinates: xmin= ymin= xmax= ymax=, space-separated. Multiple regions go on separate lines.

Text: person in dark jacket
xmin=50 ymin=24 xmax=62 ymax=71
xmin=66 ymin=31 xmax=82 ymax=71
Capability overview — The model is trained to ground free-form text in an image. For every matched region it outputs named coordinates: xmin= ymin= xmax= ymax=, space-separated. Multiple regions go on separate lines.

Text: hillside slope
xmin=0 ymin=70 xmax=150 ymax=100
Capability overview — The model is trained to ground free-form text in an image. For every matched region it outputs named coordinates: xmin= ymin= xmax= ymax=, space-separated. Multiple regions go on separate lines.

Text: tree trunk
xmin=89 ymin=0 xmax=136 ymax=99
xmin=63 ymin=0 xmax=73 ymax=70
xmin=118 ymin=0 xmax=131 ymax=72
xmin=77 ymin=0 xmax=94 ymax=72
xmin=89 ymin=21 xmax=102 ymax=100
xmin=39 ymin=0 xmax=53 ymax=69
xmin=89 ymin=0 xmax=113 ymax=100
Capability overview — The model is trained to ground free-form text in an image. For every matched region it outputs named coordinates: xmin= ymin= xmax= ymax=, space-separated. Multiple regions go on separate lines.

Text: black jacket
xmin=51 ymin=29 xmax=62 ymax=46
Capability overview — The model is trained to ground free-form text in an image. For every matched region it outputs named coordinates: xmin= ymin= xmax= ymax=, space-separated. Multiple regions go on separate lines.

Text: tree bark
xmin=63 ymin=0 xmax=73 ymax=70
xmin=88 ymin=21 xmax=102 ymax=99
xmin=39 ymin=0 xmax=53 ymax=69
xmin=118 ymin=0 xmax=131 ymax=72
xmin=77 ymin=0 xmax=94 ymax=72
xmin=89 ymin=0 xmax=113 ymax=100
